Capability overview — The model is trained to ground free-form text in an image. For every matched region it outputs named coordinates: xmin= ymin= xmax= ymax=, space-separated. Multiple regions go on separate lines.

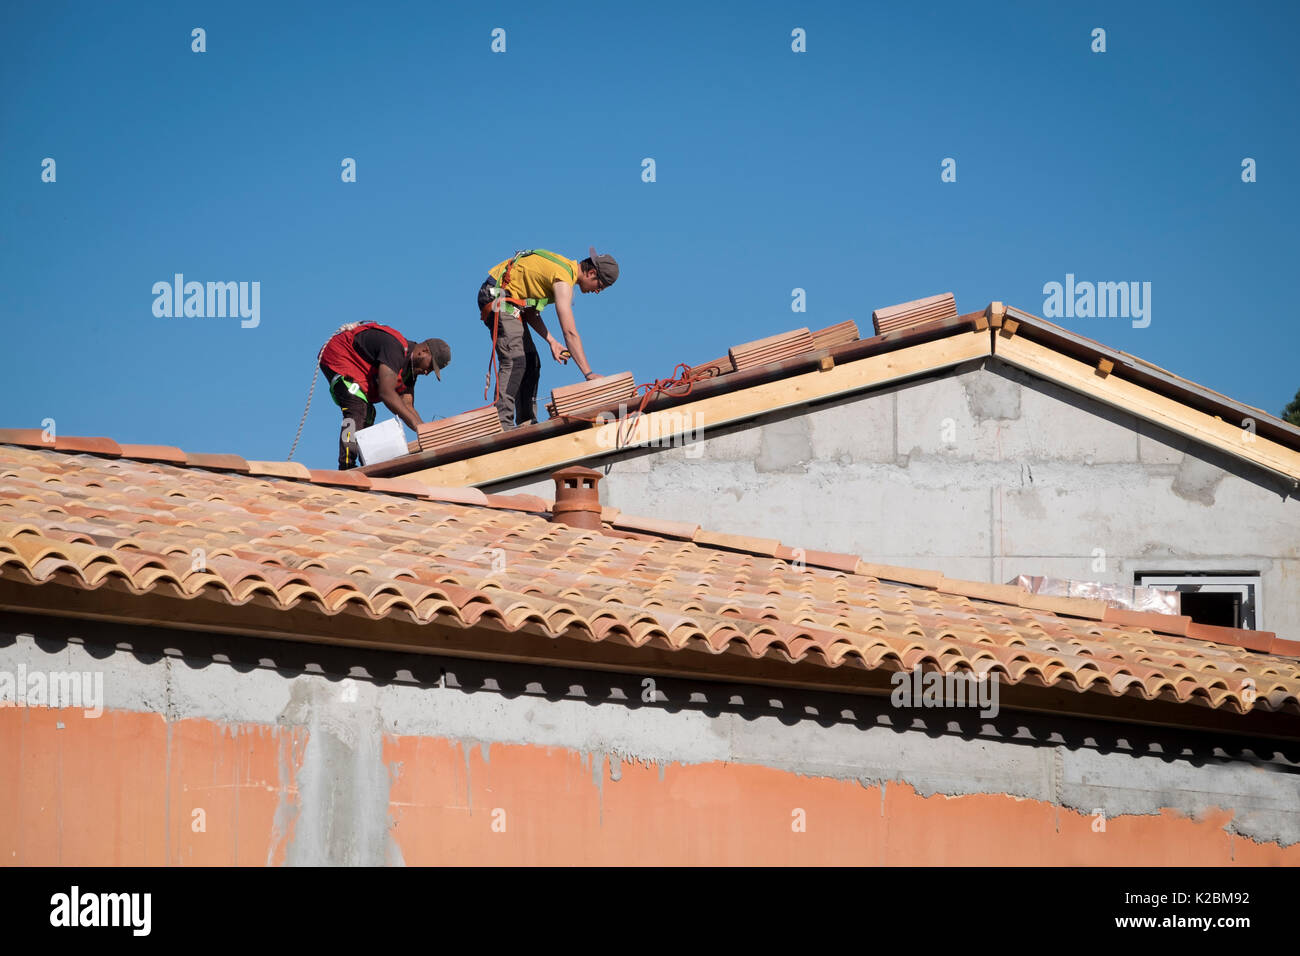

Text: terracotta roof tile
xmin=612 ymin=514 xmax=700 ymax=539
xmin=483 ymin=493 xmax=550 ymax=512
xmin=856 ymin=561 xmax=944 ymax=589
xmin=417 ymin=406 xmax=503 ymax=452
xmin=1187 ymin=622 xmax=1276 ymax=654
xmin=361 ymin=476 xmax=431 ymax=497
xmin=809 ymin=320 xmax=860 ymax=350
xmin=185 ymin=452 xmax=250 ymax=473
xmin=0 ymin=429 xmax=52 ymax=449
xmin=688 ymin=356 xmax=732 ymax=379
xmin=1271 ymin=636 xmax=1300 ymax=657
xmin=1 ymin=442 xmax=1297 ymax=729
xmin=53 ymin=436 xmax=121 ymax=457
xmin=551 ymin=373 xmax=637 ymax=417
xmin=1018 ymin=592 xmax=1110 ymax=620
xmin=692 ymin=529 xmax=783 ymax=557
xmin=306 ymin=469 xmax=372 ymax=490
xmin=422 ymin=486 xmax=490 ymax=506
xmin=937 ymin=577 xmax=1026 ymax=606
xmin=774 ymin=545 xmax=862 ymax=574
xmin=118 ymin=444 xmax=189 ymax=464
xmin=1102 ymin=606 xmax=1193 ymax=637
xmin=247 ymin=460 xmax=313 ymax=480
xmin=729 ymin=329 xmax=815 ymax=372
xmin=872 ymin=292 xmax=958 ymax=335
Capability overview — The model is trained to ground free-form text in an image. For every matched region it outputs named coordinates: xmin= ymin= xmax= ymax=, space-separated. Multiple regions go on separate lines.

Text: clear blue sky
xmin=3 ymin=0 xmax=1297 ymax=469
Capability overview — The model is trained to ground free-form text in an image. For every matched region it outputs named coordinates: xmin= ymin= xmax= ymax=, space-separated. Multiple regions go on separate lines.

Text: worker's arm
xmin=550 ymin=281 xmax=599 ymax=380
xmin=523 ymin=310 xmax=566 ymax=362
xmin=377 ymin=365 xmax=423 ymax=430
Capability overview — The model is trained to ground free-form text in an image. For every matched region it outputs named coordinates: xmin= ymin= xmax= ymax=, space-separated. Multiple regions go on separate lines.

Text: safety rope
xmin=287 ymin=322 xmax=363 ymax=461
xmin=481 ymin=260 xmax=529 ymax=401
xmin=483 ymin=299 xmax=503 ymax=402
xmin=556 ymin=363 xmax=719 ymax=468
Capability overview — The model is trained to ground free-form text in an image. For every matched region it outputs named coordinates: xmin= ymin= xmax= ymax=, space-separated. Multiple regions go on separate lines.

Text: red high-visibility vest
xmin=319 ymin=323 xmax=411 ymax=400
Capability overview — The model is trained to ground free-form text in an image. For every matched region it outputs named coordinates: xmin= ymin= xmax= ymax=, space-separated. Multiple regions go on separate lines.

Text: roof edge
xmin=2 ymin=576 xmax=1295 ymax=741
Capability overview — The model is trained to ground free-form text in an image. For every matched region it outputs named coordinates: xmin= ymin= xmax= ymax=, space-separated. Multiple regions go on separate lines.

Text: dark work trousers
xmin=320 ymin=363 xmax=375 ymax=470
xmin=479 ymin=277 xmax=541 ymax=429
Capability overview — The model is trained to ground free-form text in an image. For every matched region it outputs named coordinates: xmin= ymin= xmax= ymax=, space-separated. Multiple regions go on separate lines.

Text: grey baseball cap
xmin=587 ymin=246 xmax=619 ymax=288
xmin=420 ymin=338 xmax=451 ymax=379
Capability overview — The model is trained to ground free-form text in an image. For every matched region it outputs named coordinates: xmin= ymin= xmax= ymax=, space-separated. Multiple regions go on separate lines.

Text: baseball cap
xmin=421 ymin=338 xmax=452 ymax=380
xmin=587 ymin=246 xmax=619 ymax=288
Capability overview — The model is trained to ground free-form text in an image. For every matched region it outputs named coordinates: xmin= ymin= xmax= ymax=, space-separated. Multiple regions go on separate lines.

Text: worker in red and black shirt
xmin=318 ymin=323 xmax=451 ymax=469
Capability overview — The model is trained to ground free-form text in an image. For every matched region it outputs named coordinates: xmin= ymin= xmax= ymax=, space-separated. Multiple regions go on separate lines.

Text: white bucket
xmin=354 ymin=418 xmax=408 ymax=466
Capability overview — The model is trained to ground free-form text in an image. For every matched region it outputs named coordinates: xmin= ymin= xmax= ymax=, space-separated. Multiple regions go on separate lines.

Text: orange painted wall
xmin=1 ymin=706 xmax=1295 ymax=866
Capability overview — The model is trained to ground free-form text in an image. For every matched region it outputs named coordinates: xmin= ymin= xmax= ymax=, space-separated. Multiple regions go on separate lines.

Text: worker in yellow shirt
xmin=478 ymin=246 xmax=619 ymax=428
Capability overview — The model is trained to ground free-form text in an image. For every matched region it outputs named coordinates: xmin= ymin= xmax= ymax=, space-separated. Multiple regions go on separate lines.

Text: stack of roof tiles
xmin=688 ymin=356 xmax=731 ymax=379
xmin=416 ymin=405 xmax=502 ymax=452
xmin=1 ymin=439 xmax=1297 ymax=723
xmin=872 ymin=292 xmax=958 ymax=335
xmin=688 ymin=321 xmax=859 ymax=382
xmin=810 ymin=320 xmax=860 ymax=350
xmin=550 ymin=372 xmax=636 ymax=418
xmin=729 ymin=328 xmax=816 ymax=372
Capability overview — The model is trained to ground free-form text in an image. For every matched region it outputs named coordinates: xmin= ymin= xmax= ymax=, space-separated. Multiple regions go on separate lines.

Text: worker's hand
xmin=548 ymin=338 xmax=567 ymax=363
xmin=584 ymin=370 xmax=602 ymax=381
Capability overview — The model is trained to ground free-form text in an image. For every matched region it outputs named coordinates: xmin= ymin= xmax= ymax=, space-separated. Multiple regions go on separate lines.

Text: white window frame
xmin=1135 ymin=573 xmax=1262 ymax=630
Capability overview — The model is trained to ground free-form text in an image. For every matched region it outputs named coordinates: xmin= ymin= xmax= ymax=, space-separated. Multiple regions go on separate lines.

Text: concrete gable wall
xmin=490 ymin=359 xmax=1300 ymax=638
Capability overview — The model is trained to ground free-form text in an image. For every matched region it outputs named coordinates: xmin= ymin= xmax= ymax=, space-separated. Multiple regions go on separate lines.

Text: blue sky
xmin=3 ymin=0 xmax=1297 ymax=468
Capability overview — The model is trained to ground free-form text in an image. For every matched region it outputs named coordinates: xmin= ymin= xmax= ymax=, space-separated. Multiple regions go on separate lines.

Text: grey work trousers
xmin=480 ymin=277 xmax=541 ymax=429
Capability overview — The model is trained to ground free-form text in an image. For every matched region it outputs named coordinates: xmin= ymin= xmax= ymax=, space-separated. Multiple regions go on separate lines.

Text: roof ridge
xmin=0 ymin=430 xmax=505 ymax=508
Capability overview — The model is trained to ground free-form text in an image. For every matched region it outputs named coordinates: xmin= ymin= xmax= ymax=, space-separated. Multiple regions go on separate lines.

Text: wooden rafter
xmin=996 ymin=334 xmax=1300 ymax=482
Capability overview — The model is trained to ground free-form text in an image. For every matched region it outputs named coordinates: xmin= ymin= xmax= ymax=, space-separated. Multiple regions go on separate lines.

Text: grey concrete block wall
xmin=488 ymin=359 xmax=1300 ymax=639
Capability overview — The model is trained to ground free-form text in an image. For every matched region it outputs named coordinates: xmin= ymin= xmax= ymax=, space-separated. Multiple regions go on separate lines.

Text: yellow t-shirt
xmin=488 ymin=251 xmax=579 ymax=309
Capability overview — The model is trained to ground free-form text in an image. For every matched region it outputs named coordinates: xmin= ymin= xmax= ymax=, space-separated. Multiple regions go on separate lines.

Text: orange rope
xmin=557 ymin=363 xmax=718 ymax=452
xmin=481 ymin=296 xmax=533 ymax=402
xmin=482 ymin=300 xmax=501 ymax=401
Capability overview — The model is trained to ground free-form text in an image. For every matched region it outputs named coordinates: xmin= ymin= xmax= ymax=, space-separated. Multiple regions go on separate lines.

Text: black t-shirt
xmin=353 ymin=328 xmax=415 ymax=393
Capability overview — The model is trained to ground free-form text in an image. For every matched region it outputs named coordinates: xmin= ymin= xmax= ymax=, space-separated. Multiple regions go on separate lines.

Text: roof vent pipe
xmin=550 ymin=466 xmax=604 ymax=530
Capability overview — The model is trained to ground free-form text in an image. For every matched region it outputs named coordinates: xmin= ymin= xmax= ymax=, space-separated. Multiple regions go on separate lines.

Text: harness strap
xmin=482 ymin=250 xmax=577 ymax=401
xmin=329 ymin=373 xmax=369 ymax=404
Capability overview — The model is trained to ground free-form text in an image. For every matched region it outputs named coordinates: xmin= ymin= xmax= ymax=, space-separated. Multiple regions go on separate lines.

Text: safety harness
xmin=482 ymin=249 xmax=576 ymax=400
xmin=287 ymin=322 xmax=411 ymax=463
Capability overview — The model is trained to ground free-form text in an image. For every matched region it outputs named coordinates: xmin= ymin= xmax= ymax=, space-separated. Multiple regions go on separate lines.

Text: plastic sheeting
xmin=1008 ymin=575 xmax=1180 ymax=615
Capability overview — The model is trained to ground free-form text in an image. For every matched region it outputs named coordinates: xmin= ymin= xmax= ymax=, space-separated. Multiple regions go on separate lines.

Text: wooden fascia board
xmin=994 ymin=334 xmax=1300 ymax=484
xmin=1004 ymin=307 xmax=1300 ymax=448
xmin=406 ymin=329 xmax=992 ymax=488
xmin=1 ymin=576 xmax=1296 ymax=742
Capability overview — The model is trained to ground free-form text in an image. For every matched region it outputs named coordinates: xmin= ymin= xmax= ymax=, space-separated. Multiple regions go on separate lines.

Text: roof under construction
xmin=355 ymin=296 xmax=1300 ymax=490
